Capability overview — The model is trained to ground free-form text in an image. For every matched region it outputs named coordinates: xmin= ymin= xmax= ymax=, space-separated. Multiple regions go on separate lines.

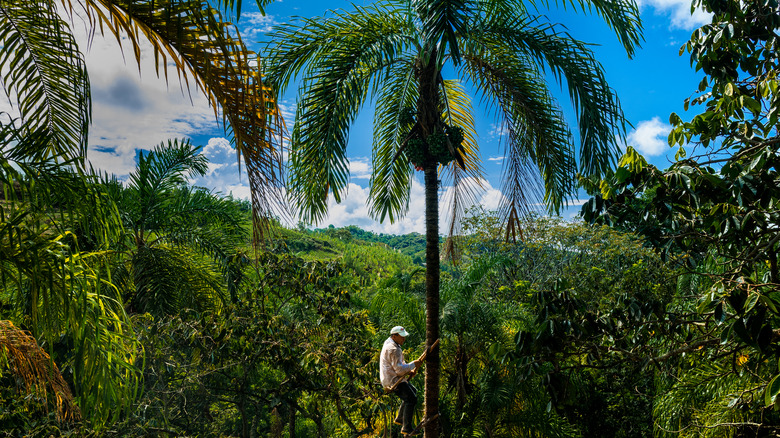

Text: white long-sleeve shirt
xmin=379 ymin=336 xmax=416 ymax=390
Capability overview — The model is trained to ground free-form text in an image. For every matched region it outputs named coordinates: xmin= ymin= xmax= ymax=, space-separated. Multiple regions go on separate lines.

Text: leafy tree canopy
xmin=582 ymin=0 xmax=780 ymax=433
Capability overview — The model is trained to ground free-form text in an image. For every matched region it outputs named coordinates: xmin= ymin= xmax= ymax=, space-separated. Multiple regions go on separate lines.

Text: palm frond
xmin=0 ymin=211 xmax=139 ymax=426
xmin=0 ymin=0 xmax=89 ymax=163
xmin=369 ymin=61 xmax=418 ymax=223
xmin=163 ymin=187 xmax=250 ymax=278
xmin=126 ymin=139 xmax=208 ymax=231
xmin=65 ymin=252 xmax=140 ymax=426
xmin=555 ymin=0 xmax=643 ymax=57
xmin=438 ymin=79 xmax=483 ymax=253
xmin=413 ymin=0 xmax=470 ymax=62
xmin=127 ymin=245 xmax=225 ymax=316
xmin=654 ymin=358 xmax=762 ymax=438
xmin=265 ymin=5 xmax=413 ymax=224
xmin=0 ymin=320 xmax=81 ymax=422
xmin=485 ymin=18 xmax=626 ymax=176
xmin=460 ymin=35 xmax=574 ymax=236
xmin=0 ymin=124 xmax=122 ymax=249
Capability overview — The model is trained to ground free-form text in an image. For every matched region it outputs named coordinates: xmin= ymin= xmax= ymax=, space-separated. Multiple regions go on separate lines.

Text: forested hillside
xmin=311 ymin=225 xmax=429 ymax=265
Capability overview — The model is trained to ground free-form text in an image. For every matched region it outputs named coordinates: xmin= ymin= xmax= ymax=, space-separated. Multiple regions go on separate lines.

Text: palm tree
xmin=265 ymin=1 xmax=641 ymax=435
xmin=104 ymin=139 xmax=250 ymax=317
xmin=0 ymin=0 xmax=285 ymax=238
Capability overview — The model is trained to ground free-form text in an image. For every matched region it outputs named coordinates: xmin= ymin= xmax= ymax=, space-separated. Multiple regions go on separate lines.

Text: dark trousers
xmin=394 ymin=381 xmax=417 ymax=432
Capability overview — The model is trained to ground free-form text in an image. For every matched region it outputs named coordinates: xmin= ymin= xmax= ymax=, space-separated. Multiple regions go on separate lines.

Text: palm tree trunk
xmin=417 ymin=43 xmax=442 ymax=438
xmin=423 ymin=164 xmax=440 ymax=438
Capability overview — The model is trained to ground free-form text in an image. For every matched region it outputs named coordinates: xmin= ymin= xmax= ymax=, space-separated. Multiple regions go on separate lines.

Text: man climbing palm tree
xmin=266 ymin=1 xmax=642 ymax=435
xmin=380 ymin=326 xmax=423 ymax=435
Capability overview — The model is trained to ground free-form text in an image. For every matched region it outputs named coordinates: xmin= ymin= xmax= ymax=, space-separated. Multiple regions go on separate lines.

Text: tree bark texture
xmin=417 ymin=44 xmax=441 ymax=438
xmin=423 ymin=165 xmax=441 ymax=438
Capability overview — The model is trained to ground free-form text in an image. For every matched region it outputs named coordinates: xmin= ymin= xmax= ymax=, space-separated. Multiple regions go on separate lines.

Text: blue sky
xmin=74 ymin=0 xmax=710 ymax=234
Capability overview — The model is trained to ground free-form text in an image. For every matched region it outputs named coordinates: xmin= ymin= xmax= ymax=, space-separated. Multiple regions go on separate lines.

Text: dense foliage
xmin=5 ymin=0 xmax=780 ymax=436
xmin=582 ymin=0 xmax=780 ymax=434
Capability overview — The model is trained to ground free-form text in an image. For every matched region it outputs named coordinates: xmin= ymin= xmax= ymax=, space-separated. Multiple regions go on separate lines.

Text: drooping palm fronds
xmin=0 ymin=0 xmax=90 ymax=163
xmin=0 ymin=210 xmax=141 ymax=425
xmin=0 ymin=320 xmax=81 ymax=423
xmin=267 ymin=4 xmax=418 ymax=224
xmin=0 ymin=125 xmax=140 ymax=427
xmin=1 ymin=0 xmax=286 ymax=242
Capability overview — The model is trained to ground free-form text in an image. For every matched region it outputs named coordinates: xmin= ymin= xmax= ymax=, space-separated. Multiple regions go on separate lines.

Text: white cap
xmin=390 ymin=326 xmax=409 ymax=337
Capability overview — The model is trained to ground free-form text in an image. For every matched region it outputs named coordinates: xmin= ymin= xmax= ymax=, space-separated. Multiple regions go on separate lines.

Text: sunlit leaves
xmin=585 ymin=0 xmax=780 ymax=433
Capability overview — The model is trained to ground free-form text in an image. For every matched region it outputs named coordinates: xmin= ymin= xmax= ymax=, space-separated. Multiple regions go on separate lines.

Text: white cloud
xmin=480 ymin=186 xmax=506 ymax=211
xmin=626 ymin=117 xmax=672 ymax=156
xmin=566 ymin=198 xmax=589 ymax=207
xmin=349 ymin=157 xmax=372 ymax=180
xmin=488 ymin=123 xmax=509 ymax=139
xmin=202 ymin=137 xmax=235 ymax=163
xmin=222 ymin=183 xmax=252 ymax=200
xmin=638 ymin=0 xmax=712 ymax=30
xmin=239 ymin=12 xmax=279 ymax=40
xmin=190 ymin=137 xmax=245 ymax=195
xmin=87 ymin=147 xmax=137 ymax=178
xmin=487 ymin=156 xmax=504 ymax=163
xmin=314 ymin=179 xmax=426 ymax=234
xmin=278 ymin=100 xmax=296 ymax=124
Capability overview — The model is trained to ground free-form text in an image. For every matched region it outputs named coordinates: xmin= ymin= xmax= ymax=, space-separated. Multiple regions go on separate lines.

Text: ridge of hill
xmin=268 ymin=223 xmax=429 ymax=266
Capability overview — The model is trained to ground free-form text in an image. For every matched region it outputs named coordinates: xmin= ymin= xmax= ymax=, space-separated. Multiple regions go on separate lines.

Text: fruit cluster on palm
xmin=264 ymin=0 xmax=643 ymax=435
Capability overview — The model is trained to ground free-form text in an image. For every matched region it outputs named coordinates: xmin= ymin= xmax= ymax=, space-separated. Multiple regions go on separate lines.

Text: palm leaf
xmin=369 ymin=61 xmax=418 ymax=223
xmin=0 ymin=210 xmax=139 ymax=426
xmin=485 ymin=18 xmax=626 ymax=176
xmin=460 ymin=34 xmax=574 ymax=236
xmin=127 ymin=245 xmax=224 ymax=316
xmin=0 ymin=320 xmax=81 ymax=422
xmin=555 ymin=0 xmax=643 ymax=57
xmin=413 ymin=0 xmax=470 ymax=63
xmin=0 ymin=0 xmax=90 ymax=163
xmin=265 ymin=4 xmax=413 ymax=224
xmin=439 ymin=79 xmax=483 ymax=254
xmin=69 ymin=0 xmax=286 ymax=241
xmin=0 ymin=123 xmax=122 ymax=250
xmin=125 ymin=139 xmax=208 ymax=232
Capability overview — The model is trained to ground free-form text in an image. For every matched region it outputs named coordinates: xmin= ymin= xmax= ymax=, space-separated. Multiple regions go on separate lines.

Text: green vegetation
xmin=2 ymin=0 xmax=780 ymax=436
xmin=264 ymin=1 xmax=641 ymax=433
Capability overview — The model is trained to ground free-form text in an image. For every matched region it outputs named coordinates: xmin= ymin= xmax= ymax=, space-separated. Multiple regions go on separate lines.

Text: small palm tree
xmin=105 ymin=139 xmax=250 ymax=317
xmin=265 ymin=0 xmax=641 ymax=434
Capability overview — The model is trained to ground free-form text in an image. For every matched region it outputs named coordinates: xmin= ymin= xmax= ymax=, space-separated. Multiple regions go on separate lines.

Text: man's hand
xmin=413 ymin=359 xmax=423 ymax=369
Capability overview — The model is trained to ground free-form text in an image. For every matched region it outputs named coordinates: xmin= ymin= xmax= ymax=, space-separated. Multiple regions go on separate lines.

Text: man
xmin=380 ymin=326 xmax=422 ymax=436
